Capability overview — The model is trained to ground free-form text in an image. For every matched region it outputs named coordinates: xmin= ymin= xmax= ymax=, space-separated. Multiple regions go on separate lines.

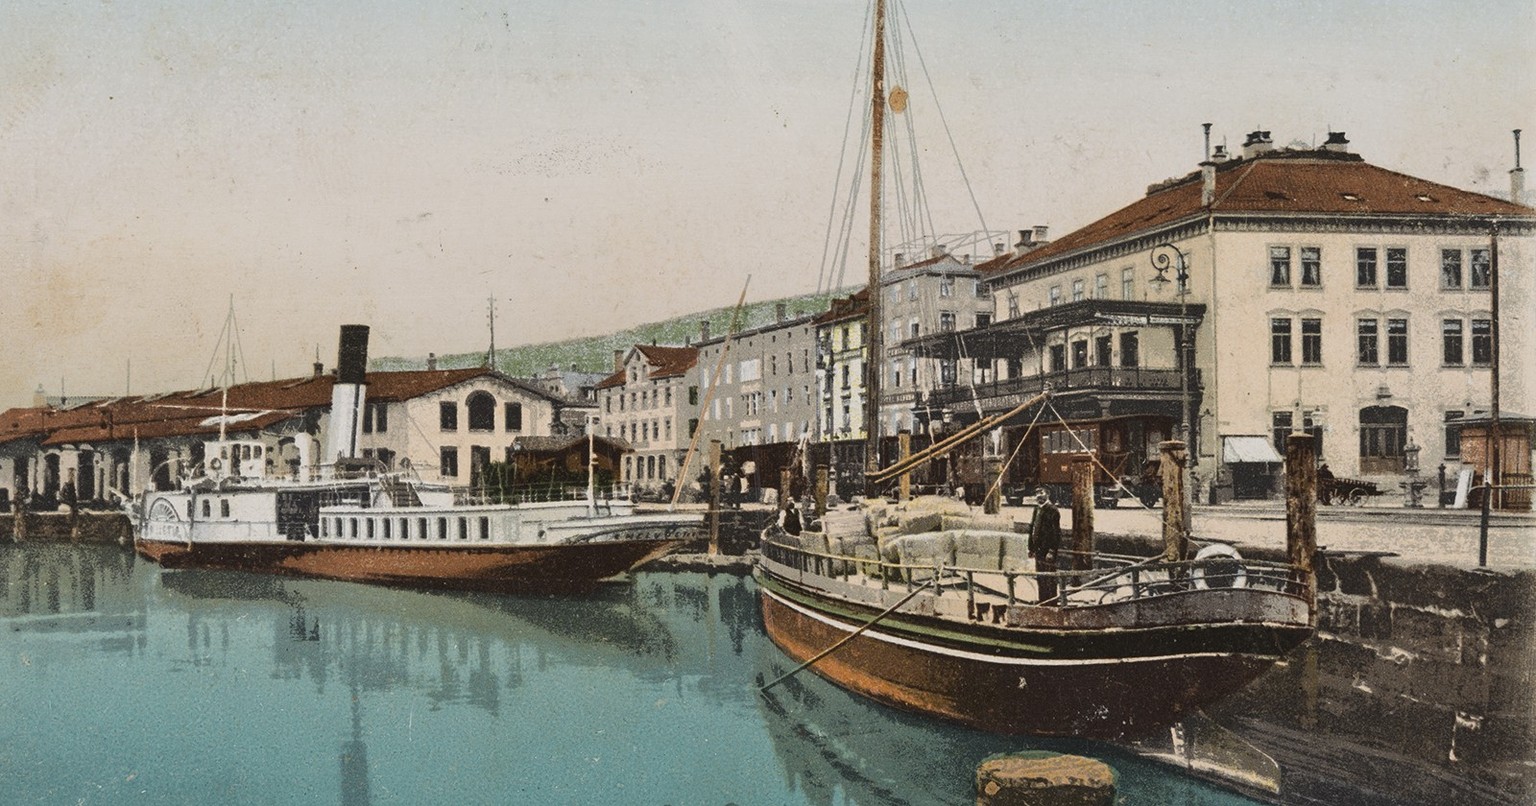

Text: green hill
xmin=370 ymin=290 xmax=845 ymax=377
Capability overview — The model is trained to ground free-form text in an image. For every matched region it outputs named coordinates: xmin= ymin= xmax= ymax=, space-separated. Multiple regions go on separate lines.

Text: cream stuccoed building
xmin=910 ymin=131 xmax=1532 ymax=502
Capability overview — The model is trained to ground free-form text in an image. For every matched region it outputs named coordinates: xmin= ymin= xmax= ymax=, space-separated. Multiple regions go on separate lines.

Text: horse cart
xmin=1319 ymin=475 xmax=1383 ymax=505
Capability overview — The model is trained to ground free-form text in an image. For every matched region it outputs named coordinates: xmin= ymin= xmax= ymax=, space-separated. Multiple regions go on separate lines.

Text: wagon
xmin=1319 ymin=475 xmax=1383 ymax=505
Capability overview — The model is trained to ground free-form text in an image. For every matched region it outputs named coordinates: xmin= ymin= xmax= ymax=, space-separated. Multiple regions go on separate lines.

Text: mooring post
xmin=1159 ymin=440 xmax=1188 ymax=562
xmin=983 ymin=455 xmax=1002 ymax=515
xmin=1478 ymin=479 xmax=1491 ymax=567
xmin=1284 ymin=433 xmax=1318 ymax=618
xmin=898 ymin=431 xmax=912 ymax=503
xmin=815 ymin=465 xmax=828 ymax=516
xmin=708 ymin=440 xmax=722 ymax=556
xmin=1071 ymin=454 xmax=1095 ymax=572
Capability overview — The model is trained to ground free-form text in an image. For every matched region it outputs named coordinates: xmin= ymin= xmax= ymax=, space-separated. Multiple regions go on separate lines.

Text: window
xmin=1271 ymin=411 xmax=1293 ymax=452
xmin=976 ymin=313 xmax=992 ymax=329
xmin=1095 ymin=273 xmax=1108 ymax=299
xmin=739 ymin=358 xmax=761 ymax=382
xmin=1119 ymin=332 xmax=1140 ymax=368
xmin=1470 ymin=249 xmax=1491 ymax=289
xmin=890 ymin=359 xmax=902 ymax=387
xmin=1359 ymin=405 xmax=1408 ymax=474
xmin=1270 ymin=317 xmax=1292 ymax=364
xmin=1386 ymin=248 xmax=1408 ymax=289
xmin=466 ymin=392 xmax=495 ymax=431
xmin=1471 ymin=318 xmax=1492 ymax=365
xmin=504 ymin=402 xmax=523 ymax=431
xmin=907 ymin=280 xmax=918 ymax=301
xmin=1442 ymin=319 xmax=1464 ymax=365
xmin=1356 ymin=319 xmax=1379 ymax=365
xmin=1121 ymin=268 xmax=1135 ymax=300
xmin=939 ymin=277 xmax=954 ymax=297
xmin=1355 ymin=247 xmax=1378 ymax=288
xmin=974 ymin=279 xmax=988 ymax=298
xmin=1071 ymin=279 xmax=1085 ymax=302
xmin=909 ymin=320 xmax=920 ymax=339
xmin=1049 ymin=344 xmax=1066 ymax=372
xmin=1071 ymin=340 xmax=1089 ymax=369
xmin=939 ymin=360 xmax=957 ymax=386
xmin=688 ymin=386 xmax=698 ymax=405
xmin=1383 ymin=318 xmax=1408 ymax=365
xmin=1049 ymin=286 xmax=1061 ymax=306
xmin=220 ymin=499 xmax=230 ymax=518
xmin=1444 ymin=410 xmax=1465 ymax=457
xmin=1300 ymin=247 xmax=1322 ymax=287
xmin=939 ymin=312 xmax=956 ymax=332
xmin=1441 ymin=249 xmax=1462 ymax=289
xmin=1269 ymin=246 xmax=1292 ymax=286
xmin=1301 ymin=318 xmax=1322 ymax=364
xmin=1095 ymin=335 xmax=1113 ymax=366
xmin=440 ymin=446 xmax=458 ymax=478
xmin=439 ymin=401 xmax=458 ymax=431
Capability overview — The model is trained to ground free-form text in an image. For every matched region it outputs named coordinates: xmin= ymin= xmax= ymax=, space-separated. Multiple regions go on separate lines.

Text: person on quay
xmin=1028 ymin=488 xmax=1062 ymax=604
xmin=781 ymin=501 xmax=802 ymax=536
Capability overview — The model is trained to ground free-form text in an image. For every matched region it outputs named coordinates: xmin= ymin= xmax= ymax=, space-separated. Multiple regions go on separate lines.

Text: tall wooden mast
xmin=863 ymin=0 xmax=886 ymax=496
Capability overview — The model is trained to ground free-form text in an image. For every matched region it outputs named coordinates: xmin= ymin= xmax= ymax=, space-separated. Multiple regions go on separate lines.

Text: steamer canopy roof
xmin=903 ymin=299 xmax=1206 ymax=361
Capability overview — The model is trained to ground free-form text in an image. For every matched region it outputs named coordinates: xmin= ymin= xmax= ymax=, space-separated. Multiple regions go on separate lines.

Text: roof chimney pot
xmin=1032 ymin=225 xmax=1049 ymax=242
xmin=700 ymin=320 xmax=711 ymax=342
xmin=1242 ymin=130 xmax=1274 ymax=159
xmin=1322 ymin=131 xmax=1350 ymax=153
xmin=426 ymin=353 xmax=437 ymax=371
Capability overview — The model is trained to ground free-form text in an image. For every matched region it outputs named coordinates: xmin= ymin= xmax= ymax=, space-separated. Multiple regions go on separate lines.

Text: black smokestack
xmin=335 ymin=325 xmax=370 ymax=385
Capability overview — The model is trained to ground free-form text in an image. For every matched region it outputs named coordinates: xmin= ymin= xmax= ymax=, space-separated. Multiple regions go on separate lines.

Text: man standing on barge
xmin=1028 ymin=489 xmax=1062 ymax=604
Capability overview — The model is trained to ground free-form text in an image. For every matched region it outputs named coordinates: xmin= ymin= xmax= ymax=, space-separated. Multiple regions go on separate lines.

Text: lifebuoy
xmin=208 ymin=458 xmax=223 ymax=472
xmin=1192 ymin=543 xmax=1248 ymax=590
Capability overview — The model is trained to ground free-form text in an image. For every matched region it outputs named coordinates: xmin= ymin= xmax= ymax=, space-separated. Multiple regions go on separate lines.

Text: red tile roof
xmin=987 ymin=150 xmax=1534 ymax=278
xmin=813 ymin=287 xmax=870 ymax=325
xmin=596 ymin=345 xmax=700 ymax=389
xmin=1 ymin=367 xmax=553 ymax=447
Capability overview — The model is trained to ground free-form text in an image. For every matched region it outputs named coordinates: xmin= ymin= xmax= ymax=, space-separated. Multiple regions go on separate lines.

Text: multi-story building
xmin=595 ymin=343 xmax=698 ymax=492
xmin=814 ymin=289 xmax=869 ymax=443
xmin=911 ymin=131 xmax=1533 ymax=502
xmin=692 ymin=305 xmax=820 ymax=451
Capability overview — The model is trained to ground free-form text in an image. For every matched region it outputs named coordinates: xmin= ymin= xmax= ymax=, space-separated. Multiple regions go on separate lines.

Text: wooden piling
xmin=1284 ymin=433 xmax=1318 ymax=617
xmin=814 ymin=465 xmax=828 ymax=516
xmin=1070 ymin=455 xmax=1094 ymax=571
xmin=779 ymin=468 xmax=792 ymax=509
xmin=983 ymin=455 xmax=1002 ymax=515
xmin=1159 ymin=440 xmax=1188 ymax=562
xmin=707 ymin=440 xmax=722 ymax=556
xmin=898 ymin=432 xmax=912 ymax=503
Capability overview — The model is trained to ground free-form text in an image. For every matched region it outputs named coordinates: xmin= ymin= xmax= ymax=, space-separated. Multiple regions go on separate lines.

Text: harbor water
xmin=1 ymin=543 xmax=1265 ymax=805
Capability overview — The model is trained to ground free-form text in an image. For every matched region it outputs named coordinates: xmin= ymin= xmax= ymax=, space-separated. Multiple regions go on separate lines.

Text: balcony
xmin=924 ymin=366 xmax=1199 ymax=414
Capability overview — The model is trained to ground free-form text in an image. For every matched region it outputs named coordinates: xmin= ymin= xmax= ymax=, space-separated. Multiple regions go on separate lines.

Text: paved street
xmin=995 ymin=500 xmax=1536 ymax=570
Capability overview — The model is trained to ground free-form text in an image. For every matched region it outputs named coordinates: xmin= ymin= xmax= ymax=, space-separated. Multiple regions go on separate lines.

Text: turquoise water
xmin=1 ymin=544 xmax=1264 ymax=805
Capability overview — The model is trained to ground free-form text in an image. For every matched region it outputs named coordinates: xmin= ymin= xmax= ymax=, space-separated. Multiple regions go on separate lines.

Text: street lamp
xmin=1148 ymin=243 xmax=1193 ymax=450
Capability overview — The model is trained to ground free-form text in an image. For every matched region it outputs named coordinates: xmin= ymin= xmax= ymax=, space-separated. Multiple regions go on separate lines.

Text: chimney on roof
xmin=1512 ymin=129 xmax=1526 ymax=207
xmin=1014 ymin=229 xmax=1033 ymax=252
xmin=1201 ymin=159 xmax=1217 ymax=207
xmin=893 ymin=252 xmax=904 ymax=267
xmin=426 ymin=353 xmax=437 ymax=371
xmin=1032 ymin=225 xmax=1049 ymax=243
xmin=1242 ymin=130 xmax=1274 ymax=159
xmin=930 ymin=244 xmax=947 ymax=258
xmin=775 ymin=302 xmax=787 ymax=322
xmin=313 ymin=361 xmax=324 ymax=378
xmin=993 ymin=242 xmax=1005 ymax=256
xmin=32 ymin=384 xmax=44 ymax=407
xmin=613 ymin=349 xmax=624 ymax=372
xmin=1211 ymin=144 xmax=1231 ymax=163
xmin=1322 ymin=131 xmax=1350 ymax=153
xmin=700 ymin=319 xmax=711 ymax=342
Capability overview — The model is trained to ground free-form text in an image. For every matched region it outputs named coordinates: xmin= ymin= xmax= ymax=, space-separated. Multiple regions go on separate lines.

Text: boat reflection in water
xmin=1 ymin=544 xmax=1264 ymax=804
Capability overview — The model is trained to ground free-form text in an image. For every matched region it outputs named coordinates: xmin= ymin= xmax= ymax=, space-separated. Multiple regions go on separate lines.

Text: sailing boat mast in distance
xmin=862 ymin=0 xmax=886 ymax=497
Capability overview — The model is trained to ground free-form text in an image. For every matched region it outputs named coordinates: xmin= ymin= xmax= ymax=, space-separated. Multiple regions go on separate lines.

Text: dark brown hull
xmin=135 ymin=537 xmax=687 ymax=593
xmin=757 ymin=574 xmax=1310 ymax=741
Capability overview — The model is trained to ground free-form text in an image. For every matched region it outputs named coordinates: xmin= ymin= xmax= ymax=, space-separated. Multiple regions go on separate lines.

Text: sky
xmin=2 ymin=0 xmax=1532 ymax=409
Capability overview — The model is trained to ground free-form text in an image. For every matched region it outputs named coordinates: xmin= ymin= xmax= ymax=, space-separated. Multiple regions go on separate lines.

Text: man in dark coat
xmin=781 ymin=501 xmax=802 ymax=536
xmin=1028 ymin=488 xmax=1063 ymax=604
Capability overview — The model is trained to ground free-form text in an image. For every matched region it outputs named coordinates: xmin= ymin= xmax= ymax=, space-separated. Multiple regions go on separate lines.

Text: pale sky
xmin=3 ymin=0 xmax=1532 ymax=408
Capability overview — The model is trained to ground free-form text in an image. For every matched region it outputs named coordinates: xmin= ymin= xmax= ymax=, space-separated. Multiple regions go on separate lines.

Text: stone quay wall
xmin=1 ymin=511 xmax=133 ymax=544
xmin=1098 ymin=532 xmax=1533 ymax=805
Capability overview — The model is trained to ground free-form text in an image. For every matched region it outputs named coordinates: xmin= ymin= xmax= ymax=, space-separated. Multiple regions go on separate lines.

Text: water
xmin=2 ymin=543 xmax=1265 ymax=805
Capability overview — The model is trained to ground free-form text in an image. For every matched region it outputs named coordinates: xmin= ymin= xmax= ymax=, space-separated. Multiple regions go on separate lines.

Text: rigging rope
xmin=816 ymin=0 xmax=876 ymax=297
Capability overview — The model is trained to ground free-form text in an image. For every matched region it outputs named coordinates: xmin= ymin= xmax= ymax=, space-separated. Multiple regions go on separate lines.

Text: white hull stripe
xmin=763 ymin=586 xmax=1275 ymax=668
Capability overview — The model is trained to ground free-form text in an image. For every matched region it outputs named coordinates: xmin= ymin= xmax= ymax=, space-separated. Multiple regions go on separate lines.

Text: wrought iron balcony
xmin=923 ymin=366 xmax=1198 ymax=411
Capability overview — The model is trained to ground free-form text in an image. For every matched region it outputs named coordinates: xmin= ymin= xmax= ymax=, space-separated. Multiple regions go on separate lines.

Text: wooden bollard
xmin=898 ymin=431 xmax=912 ymax=503
xmin=707 ymin=440 xmax=722 ymax=556
xmin=1284 ymin=433 xmax=1318 ymax=621
xmin=814 ymin=465 xmax=829 ymax=516
xmin=976 ymin=752 xmax=1115 ymax=806
xmin=1070 ymin=455 xmax=1094 ymax=571
xmin=1159 ymin=440 xmax=1188 ymax=562
xmin=983 ymin=455 xmax=1002 ymax=515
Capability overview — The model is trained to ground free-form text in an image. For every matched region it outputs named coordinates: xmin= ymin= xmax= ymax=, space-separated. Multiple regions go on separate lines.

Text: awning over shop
xmin=1222 ymin=435 xmax=1283 ymax=464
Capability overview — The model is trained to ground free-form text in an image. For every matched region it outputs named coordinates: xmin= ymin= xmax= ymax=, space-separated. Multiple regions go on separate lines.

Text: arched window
xmin=1359 ymin=405 xmax=1408 ymax=474
xmin=466 ymin=392 xmax=496 ymax=432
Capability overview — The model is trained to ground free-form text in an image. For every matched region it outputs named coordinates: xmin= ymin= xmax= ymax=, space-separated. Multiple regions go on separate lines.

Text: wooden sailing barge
xmin=756 ymin=0 xmax=1316 ymax=740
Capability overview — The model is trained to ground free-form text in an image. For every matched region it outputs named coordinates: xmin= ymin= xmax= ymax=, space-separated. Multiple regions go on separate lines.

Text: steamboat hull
xmin=757 ymin=571 xmax=1311 ymax=741
xmin=136 ymin=535 xmax=688 ymax=593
